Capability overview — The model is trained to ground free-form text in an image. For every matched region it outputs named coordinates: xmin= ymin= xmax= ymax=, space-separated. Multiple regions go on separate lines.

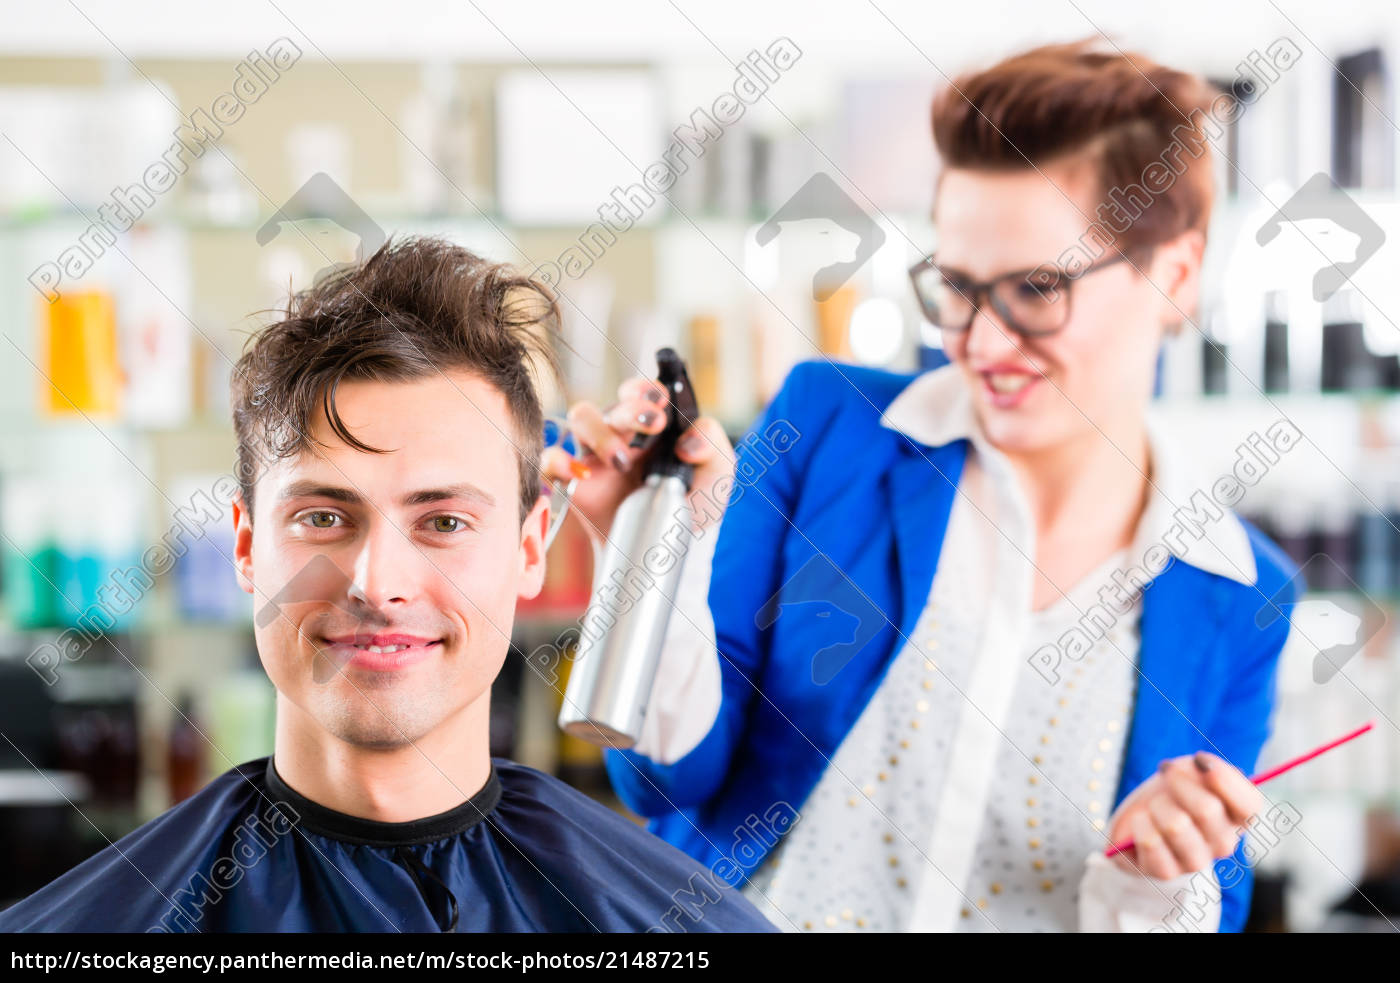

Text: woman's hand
xmin=541 ymin=376 xmax=735 ymax=551
xmin=1106 ymin=751 xmax=1262 ymax=879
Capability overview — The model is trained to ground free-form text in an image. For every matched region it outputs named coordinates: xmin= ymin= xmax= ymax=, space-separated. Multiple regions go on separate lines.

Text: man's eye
xmin=430 ymin=516 xmax=468 ymax=533
xmin=303 ymin=511 xmax=340 ymax=529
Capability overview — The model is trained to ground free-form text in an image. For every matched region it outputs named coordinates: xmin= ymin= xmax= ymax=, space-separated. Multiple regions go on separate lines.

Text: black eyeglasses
xmin=908 ymin=250 xmax=1139 ymax=338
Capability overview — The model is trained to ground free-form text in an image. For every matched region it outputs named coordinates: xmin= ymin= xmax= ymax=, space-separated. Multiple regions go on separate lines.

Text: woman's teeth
xmin=986 ymin=373 xmax=1033 ymax=394
xmin=356 ymin=644 xmax=410 ymax=653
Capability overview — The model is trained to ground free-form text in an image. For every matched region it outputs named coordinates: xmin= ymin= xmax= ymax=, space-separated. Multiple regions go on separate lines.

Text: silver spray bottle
xmin=558 ymin=348 xmax=700 ymax=748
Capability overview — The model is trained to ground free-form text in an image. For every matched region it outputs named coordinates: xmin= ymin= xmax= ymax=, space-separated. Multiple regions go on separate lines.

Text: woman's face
xmin=932 ymin=162 xmax=1203 ymax=456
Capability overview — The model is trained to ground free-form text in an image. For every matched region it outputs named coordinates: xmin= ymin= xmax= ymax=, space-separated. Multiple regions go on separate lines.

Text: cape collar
xmin=264 ymin=757 xmax=502 ymax=846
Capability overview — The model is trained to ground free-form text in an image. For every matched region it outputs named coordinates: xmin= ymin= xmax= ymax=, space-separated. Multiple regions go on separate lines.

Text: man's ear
xmin=232 ymin=491 xmax=255 ymax=595
xmin=517 ymin=493 xmax=551 ymax=601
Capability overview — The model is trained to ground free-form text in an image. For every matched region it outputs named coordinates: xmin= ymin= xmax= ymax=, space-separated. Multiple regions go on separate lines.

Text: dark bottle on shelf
xmin=1201 ymin=333 xmax=1230 ymax=395
xmin=1312 ymin=500 xmax=1356 ymax=590
xmin=1240 ymin=508 xmax=1275 ymax=544
xmin=1269 ymin=498 xmax=1314 ymax=569
xmin=166 ymin=694 xmax=205 ymax=805
xmin=488 ymin=651 xmax=521 ymax=761
xmin=1262 ymin=290 xmax=1290 ymax=393
xmin=1321 ymin=290 xmax=1382 ymax=393
xmin=53 ymin=653 xmax=140 ymax=807
xmin=1379 ymin=353 xmax=1400 ymax=391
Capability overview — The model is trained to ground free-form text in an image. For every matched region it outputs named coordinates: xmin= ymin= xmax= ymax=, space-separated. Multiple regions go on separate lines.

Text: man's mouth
xmin=317 ymin=633 xmax=444 ymax=672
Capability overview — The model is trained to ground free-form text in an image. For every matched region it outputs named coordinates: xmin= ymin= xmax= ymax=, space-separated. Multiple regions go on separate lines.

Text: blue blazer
xmin=605 ymin=357 xmax=1299 ymax=933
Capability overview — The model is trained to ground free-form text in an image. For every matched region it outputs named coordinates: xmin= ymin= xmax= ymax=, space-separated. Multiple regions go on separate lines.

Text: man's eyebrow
xmin=279 ymin=481 xmax=496 ymax=510
xmin=279 ymin=481 xmax=362 ymax=506
xmin=401 ymin=484 xmax=496 ymax=510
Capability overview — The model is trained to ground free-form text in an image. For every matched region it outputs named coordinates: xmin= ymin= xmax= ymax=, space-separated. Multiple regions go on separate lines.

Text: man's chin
xmin=331 ymin=726 xmax=423 ymax=751
xmin=319 ymin=704 xmax=440 ymax=750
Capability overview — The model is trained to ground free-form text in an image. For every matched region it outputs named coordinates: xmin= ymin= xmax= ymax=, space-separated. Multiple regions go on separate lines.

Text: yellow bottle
xmin=41 ymin=290 xmax=121 ymax=417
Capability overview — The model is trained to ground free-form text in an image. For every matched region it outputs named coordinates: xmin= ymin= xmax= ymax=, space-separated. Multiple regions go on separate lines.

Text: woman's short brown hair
xmin=231 ymin=235 xmax=560 ymax=526
xmin=931 ymin=38 xmax=1225 ymax=264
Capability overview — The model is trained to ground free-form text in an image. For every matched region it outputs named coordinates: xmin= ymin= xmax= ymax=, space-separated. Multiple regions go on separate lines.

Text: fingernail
xmin=612 ymin=449 xmax=630 ymax=471
xmin=643 ymin=387 xmax=665 ymax=404
xmin=569 ymin=459 xmax=591 ymax=480
xmin=679 ymin=433 xmax=704 ymax=455
xmin=637 ymin=410 xmax=658 ymax=428
xmin=1194 ymin=752 xmax=1211 ymax=773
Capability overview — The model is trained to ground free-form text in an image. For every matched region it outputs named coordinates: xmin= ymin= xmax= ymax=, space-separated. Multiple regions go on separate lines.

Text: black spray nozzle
xmin=629 ymin=348 xmax=700 ymax=489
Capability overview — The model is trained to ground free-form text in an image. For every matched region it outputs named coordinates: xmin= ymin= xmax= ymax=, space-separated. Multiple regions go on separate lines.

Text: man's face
xmin=232 ymin=370 xmax=549 ymax=750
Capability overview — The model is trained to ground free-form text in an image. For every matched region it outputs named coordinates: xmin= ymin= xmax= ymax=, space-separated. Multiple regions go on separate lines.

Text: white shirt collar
xmin=878 ymin=363 xmax=1258 ymax=586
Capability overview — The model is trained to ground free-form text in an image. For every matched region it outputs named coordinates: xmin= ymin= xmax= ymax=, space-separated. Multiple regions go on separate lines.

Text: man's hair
xmin=931 ymin=38 xmax=1222 ymax=258
xmin=231 ymin=235 xmax=561 ymax=526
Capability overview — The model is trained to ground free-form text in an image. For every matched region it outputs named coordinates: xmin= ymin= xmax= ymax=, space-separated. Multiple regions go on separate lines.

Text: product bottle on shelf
xmin=1320 ymin=290 xmax=1381 ymax=393
xmin=1356 ymin=456 xmax=1395 ymax=598
xmin=1262 ymin=289 xmax=1290 ymax=394
xmin=40 ymin=290 xmax=121 ymax=418
xmin=0 ymin=476 xmax=62 ymax=628
xmin=1269 ymin=496 xmax=1314 ymax=569
xmin=1389 ymin=479 xmax=1400 ymax=599
xmin=166 ymin=693 xmax=205 ymax=805
xmin=1312 ymin=498 xmax=1357 ymax=590
xmin=1201 ymin=333 xmax=1230 ymax=396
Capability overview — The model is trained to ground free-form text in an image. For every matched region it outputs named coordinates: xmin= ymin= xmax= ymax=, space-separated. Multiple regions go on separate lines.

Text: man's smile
xmin=318 ymin=632 xmax=445 ymax=672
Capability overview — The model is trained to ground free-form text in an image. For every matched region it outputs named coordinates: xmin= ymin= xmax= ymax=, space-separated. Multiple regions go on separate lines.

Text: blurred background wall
xmin=1 ymin=0 xmax=1399 ymax=931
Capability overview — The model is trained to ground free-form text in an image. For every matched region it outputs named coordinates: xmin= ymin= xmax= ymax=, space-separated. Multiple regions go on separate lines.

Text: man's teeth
xmin=986 ymin=373 xmax=1033 ymax=394
xmin=355 ymin=644 xmax=410 ymax=653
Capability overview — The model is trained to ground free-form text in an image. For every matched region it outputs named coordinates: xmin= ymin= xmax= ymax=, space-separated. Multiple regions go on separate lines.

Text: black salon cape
xmin=0 ymin=757 xmax=774 ymax=933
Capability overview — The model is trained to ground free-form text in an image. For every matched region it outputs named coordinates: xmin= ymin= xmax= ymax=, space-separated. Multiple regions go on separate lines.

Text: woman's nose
xmin=962 ymin=302 xmax=1024 ymax=365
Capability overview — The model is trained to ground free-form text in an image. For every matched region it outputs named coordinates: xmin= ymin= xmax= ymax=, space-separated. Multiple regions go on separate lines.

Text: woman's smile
xmin=977 ymin=366 xmax=1042 ymax=409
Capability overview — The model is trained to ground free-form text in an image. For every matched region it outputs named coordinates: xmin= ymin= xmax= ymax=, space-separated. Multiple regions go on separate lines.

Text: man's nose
xmin=347 ymin=523 xmax=423 ymax=610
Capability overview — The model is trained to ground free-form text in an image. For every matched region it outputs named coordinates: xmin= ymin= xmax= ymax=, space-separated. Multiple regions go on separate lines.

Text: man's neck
xmin=270 ymin=697 xmax=494 ymax=823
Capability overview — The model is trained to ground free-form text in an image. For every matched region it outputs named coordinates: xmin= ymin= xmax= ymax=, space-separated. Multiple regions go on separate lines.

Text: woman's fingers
xmin=554 ymin=377 xmax=735 ymax=545
xmin=603 ymin=398 xmax=669 ymax=438
xmin=1162 ymin=760 xmax=1242 ymax=859
xmin=676 ymin=417 xmax=733 ymax=468
xmin=566 ymin=377 xmax=673 ymax=473
xmin=540 ymin=446 xmax=591 ymax=485
xmin=1148 ymin=789 xmax=1213 ymax=875
xmin=1194 ymin=752 xmax=1262 ymax=826
xmin=1129 ymin=810 xmax=1180 ymax=880
xmin=618 ymin=376 xmax=670 ymax=408
xmin=1110 ymin=752 xmax=1265 ymax=881
xmin=566 ymin=400 xmax=633 ymax=472
xmin=675 ymin=417 xmax=737 ymax=534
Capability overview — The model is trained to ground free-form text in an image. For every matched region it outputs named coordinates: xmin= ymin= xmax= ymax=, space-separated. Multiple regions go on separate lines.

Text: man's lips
xmin=317 ymin=633 xmax=444 ymax=672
